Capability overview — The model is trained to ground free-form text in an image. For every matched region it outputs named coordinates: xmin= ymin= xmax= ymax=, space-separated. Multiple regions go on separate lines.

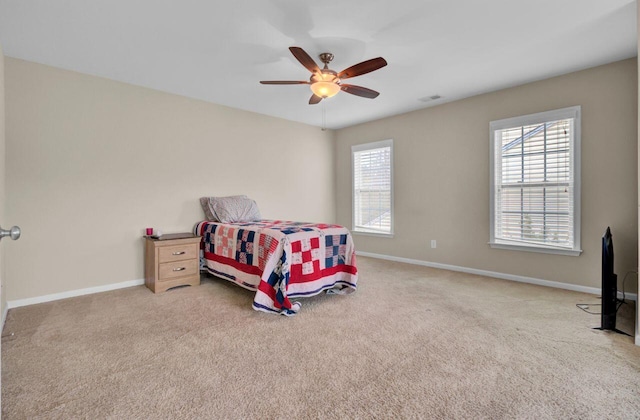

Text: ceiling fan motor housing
xmin=311 ymin=69 xmax=339 ymax=84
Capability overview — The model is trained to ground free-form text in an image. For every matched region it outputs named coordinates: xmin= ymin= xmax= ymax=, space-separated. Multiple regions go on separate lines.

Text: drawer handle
xmin=173 ymin=267 xmax=186 ymax=272
xmin=172 ymin=251 xmax=186 ymax=255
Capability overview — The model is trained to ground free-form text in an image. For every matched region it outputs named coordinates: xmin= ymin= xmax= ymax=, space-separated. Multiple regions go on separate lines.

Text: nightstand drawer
xmin=158 ymin=243 xmax=199 ymax=263
xmin=158 ymin=259 xmax=199 ymax=281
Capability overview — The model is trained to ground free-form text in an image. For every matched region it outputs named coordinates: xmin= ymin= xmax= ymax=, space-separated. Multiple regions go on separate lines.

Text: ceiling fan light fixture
xmin=310 ymin=81 xmax=341 ymax=98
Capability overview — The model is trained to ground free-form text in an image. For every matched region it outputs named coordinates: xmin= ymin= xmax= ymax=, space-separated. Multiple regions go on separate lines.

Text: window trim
xmin=351 ymin=139 xmax=394 ymax=237
xmin=489 ymin=106 xmax=582 ymax=256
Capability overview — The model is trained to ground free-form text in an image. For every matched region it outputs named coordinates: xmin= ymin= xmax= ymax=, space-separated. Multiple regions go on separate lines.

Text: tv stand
xmin=593 ymin=326 xmax=632 ymax=337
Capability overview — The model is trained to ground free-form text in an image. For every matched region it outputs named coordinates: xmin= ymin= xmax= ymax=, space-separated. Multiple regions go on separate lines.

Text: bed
xmin=194 ymin=217 xmax=358 ymax=316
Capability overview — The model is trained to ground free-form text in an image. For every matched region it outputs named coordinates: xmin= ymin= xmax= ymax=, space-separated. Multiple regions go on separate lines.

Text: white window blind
xmin=352 ymin=140 xmax=393 ymax=235
xmin=490 ymin=106 xmax=581 ymax=255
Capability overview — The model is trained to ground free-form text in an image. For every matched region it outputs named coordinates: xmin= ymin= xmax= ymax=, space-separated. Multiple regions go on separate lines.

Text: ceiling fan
xmin=260 ymin=46 xmax=387 ymax=105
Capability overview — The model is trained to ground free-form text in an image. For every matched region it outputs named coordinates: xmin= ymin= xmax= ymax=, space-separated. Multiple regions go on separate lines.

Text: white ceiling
xmin=0 ymin=0 xmax=637 ymax=129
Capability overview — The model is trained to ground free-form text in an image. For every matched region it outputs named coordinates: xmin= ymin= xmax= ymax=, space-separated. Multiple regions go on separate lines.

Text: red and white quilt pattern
xmin=195 ymin=220 xmax=358 ymax=315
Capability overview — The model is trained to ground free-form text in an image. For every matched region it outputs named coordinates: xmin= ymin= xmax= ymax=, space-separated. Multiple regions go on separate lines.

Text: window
xmin=490 ymin=106 xmax=581 ymax=255
xmin=352 ymin=139 xmax=393 ymax=236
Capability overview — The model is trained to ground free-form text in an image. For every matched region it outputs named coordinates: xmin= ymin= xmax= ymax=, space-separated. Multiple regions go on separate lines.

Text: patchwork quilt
xmin=194 ymin=220 xmax=358 ymax=315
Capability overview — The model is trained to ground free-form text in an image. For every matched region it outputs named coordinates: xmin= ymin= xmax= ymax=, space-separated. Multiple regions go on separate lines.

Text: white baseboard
xmin=4 ymin=253 xmax=638 ymax=312
xmin=357 ymin=251 xmax=638 ymax=302
xmin=6 ymin=278 xmax=145 ymax=309
xmin=2 ymin=303 xmax=8 ymax=330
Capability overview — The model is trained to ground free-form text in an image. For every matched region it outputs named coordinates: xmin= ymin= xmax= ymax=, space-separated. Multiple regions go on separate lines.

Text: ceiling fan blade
xmin=289 ymin=46 xmax=321 ymax=74
xmin=260 ymin=80 xmax=309 ymax=85
xmin=338 ymin=57 xmax=387 ymax=80
xmin=340 ymin=84 xmax=380 ymax=99
xmin=309 ymin=94 xmax=323 ymax=105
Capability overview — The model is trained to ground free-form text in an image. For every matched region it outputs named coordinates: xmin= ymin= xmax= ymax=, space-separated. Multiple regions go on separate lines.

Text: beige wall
xmin=337 ymin=58 xmax=638 ymax=293
xmin=4 ymin=58 xmax=336 ymax=301
xmin=4 ymin=56 xmax=638 ymax=305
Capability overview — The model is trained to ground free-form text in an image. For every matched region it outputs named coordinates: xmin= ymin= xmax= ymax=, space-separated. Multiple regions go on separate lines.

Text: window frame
xmin=489 ymin=106 xmax=582 ymax=256
xmin=351 ymin=139 xmax=394 ymax=237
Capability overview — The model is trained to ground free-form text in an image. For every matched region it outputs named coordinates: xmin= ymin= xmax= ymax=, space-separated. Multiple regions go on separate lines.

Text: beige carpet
xmin=2 ymin=256 xmax=639 ymax=419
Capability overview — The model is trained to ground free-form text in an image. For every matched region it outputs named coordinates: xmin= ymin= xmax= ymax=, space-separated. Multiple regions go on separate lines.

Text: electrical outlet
xmin=431 ymin=240 xmax=437 ymax=248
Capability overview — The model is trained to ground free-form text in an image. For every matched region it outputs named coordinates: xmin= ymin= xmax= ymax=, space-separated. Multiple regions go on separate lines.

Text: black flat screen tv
xmin=601 ymin=227 xmax=617 ymax=330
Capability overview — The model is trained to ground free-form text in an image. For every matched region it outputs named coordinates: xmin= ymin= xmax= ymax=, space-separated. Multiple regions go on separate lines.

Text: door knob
xmin=0 ymin=225 xmax=21 ymax=241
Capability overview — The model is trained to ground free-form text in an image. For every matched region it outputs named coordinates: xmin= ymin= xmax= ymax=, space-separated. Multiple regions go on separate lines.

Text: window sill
xmin=489 ymin=241 xmax=582 ymax=256
xmin=353 ymin=230 xmax=394 ymax=238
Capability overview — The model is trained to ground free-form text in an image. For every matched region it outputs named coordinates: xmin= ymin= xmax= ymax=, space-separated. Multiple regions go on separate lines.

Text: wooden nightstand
xmin=144 ymin=233 xmax=202 ymax=293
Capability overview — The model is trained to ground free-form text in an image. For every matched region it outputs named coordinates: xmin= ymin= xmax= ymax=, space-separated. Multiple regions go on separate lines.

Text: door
xmin=1 ymin=40 xmax=6 ymax=407
xmin=0 ymin=40 xmax=23 ymax=405
xmin=1 ymin=42 xmax=6 ymax=328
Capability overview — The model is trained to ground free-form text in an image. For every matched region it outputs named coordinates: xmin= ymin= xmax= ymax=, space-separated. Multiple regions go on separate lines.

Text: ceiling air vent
xmin=418 ymin=95 xmax=442 ymax=102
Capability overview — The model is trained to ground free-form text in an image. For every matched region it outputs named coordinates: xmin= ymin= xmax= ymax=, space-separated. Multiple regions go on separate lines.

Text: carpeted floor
xmin=2 ymin=256 xmax=639 ymax=419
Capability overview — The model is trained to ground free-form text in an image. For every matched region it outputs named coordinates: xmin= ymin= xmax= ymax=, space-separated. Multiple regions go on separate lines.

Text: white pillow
xmin=200 ymin=195 xmax=245 ymax=221
xmin=199 ymin=196 xmax=261 ymax=223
